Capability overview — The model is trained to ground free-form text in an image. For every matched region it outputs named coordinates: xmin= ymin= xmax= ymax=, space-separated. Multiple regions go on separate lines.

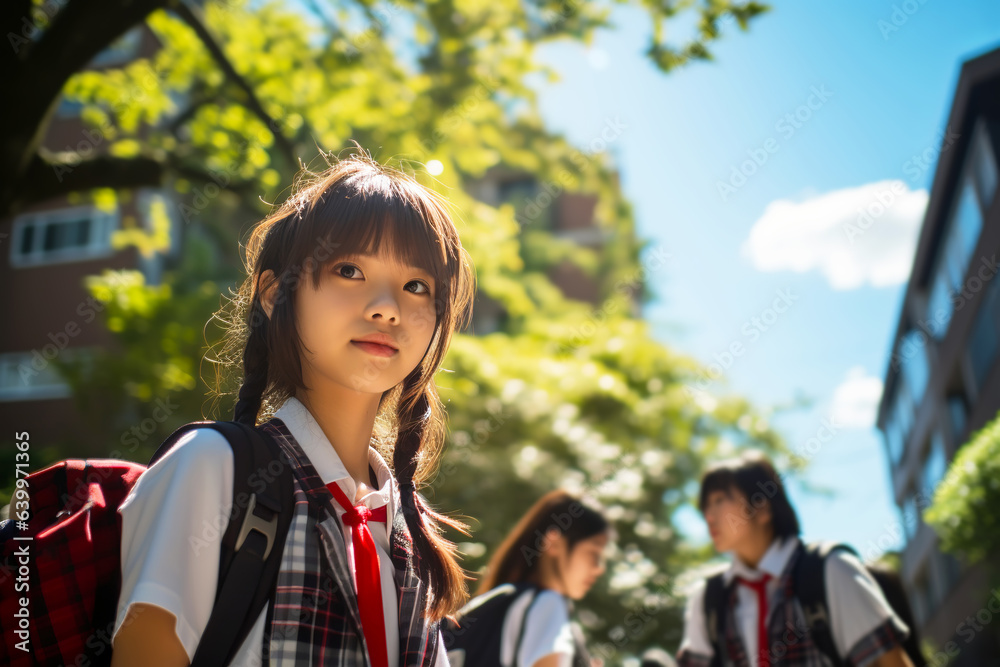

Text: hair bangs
xmin=699 ymin=466 xmax=738 ymax=511
xmin=296 ymin=171 xmax=454 ymax=291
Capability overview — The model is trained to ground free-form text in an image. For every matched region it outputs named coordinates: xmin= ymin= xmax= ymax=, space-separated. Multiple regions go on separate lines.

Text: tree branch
xmin=1 ymin=0 xmax=169 ymax=218
xmin=15 ymin=152 xmax=167 ymax=212
xmin=168 ymin=0 xmax=297 ymax=167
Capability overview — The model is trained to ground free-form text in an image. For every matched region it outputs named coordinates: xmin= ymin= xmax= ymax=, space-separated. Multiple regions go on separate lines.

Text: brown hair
xmin=208 ymin=148 xmax=476 ymax=620
xmin=477 ymin=490 xmax=610 ymax=595
xmin=698 ymin=450 xmax=801 ymax=539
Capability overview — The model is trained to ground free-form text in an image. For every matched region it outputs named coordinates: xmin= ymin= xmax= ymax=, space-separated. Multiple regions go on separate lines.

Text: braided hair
xmin=208 ymin=148 xmax=475 ymax=620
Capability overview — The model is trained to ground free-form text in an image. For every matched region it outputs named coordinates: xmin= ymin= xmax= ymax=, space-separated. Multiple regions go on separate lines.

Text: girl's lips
xmin=352 ymin=341 xmax=398 ymax=357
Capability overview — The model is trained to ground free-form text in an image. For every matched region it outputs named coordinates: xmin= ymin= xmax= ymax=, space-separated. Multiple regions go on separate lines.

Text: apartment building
xmin=875 ymin=46 xmax=1000 ymax=665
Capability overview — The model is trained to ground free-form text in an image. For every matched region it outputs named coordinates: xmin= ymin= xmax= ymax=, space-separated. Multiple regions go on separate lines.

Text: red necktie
xmin=736 ymin=573 xmax=772 ymax=667
xmin=326 ymin=481 xmax=389 ymax=667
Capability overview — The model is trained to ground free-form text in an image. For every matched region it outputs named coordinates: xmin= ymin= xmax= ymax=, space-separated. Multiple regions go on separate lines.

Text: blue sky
xmin=529 ymin=0 xmax=1000 ymax=555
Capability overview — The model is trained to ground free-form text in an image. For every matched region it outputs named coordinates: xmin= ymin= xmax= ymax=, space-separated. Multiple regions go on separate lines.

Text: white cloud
xmin=830 ymin=366 xmax=884 ymax=429
xmin=741 ymin=180 xmax=929 ymax=290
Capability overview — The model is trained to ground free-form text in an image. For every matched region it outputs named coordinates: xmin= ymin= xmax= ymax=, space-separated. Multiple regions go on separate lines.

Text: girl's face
xmin=552 ymin=531 xmax=610 ymax=600
xmin=291 ymin=244 xmax=439 ymax=395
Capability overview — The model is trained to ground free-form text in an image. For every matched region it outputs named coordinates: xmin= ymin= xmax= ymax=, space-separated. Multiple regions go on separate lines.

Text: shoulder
xmin=152 ymin=425 xmax=234 ymax=468
xmin=823 ymin=547 xmax=877 ymax=588
xmin=686 ymin=576 xmax=709 ymax=602
xmin=677 ymin=574 xmax=717 ymax=658
xmin=513 ymin=590 xmax=576 ymax=665
xmin=681 ymin=570 xmax=720 ymax=614
xmin=121 ymin=426 xmax=234 ymax=510
xmin=526 ymin=590 xmax=570 ymax=621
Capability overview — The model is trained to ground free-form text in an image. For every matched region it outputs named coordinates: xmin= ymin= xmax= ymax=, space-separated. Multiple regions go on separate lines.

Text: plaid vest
xmin=716 ymin=547 xmax=829 ymax=667
xmin=257 ymin=417 xmax=441 ymax=666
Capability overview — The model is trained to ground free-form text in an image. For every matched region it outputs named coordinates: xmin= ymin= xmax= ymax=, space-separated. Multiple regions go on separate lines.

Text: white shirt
xmin=678 ymin=537 xmax=909 ymax=667
xmin=112 ymin=397 xmax=448 ymax=666
xmin=502 ymin=589 xmax=576 ymax=667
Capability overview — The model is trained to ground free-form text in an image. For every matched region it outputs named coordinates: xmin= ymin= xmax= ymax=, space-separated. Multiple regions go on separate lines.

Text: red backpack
xmin=0 ymin=421 xmax=294 ymax=667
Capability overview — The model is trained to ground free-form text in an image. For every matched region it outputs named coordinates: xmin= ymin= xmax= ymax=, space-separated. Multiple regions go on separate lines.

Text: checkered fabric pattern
xmin=260 ymin=417 xmax=441 ymax=667
xmin=0 ymin=459 xmax=145 ymax=667
xmin=843 ymin=618 xmax=908 ymax=667
xmin=719 ymin=551 xmax=827 ymax=667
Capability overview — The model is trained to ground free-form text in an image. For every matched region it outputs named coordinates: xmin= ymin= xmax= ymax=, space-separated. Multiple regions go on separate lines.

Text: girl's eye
xmin=406 ymin=280 xmax=431 ymax=295
xmin=335 ymin=263 xmax=363 ymax=279
xmin=335 ymin=263 xmax=431 ymax=295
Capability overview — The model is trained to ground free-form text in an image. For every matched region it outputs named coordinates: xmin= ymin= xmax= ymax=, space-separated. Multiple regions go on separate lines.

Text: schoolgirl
xmin=448 ymin=490 xmax=612 ymax=667
xmin=110 ymin=151 xmax=476 ymax=666
xmin=676 ymin=451 xmax=915 ymax=667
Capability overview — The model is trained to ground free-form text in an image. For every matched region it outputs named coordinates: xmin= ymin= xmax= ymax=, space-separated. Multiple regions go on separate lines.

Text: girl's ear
xmin=542 ymin=528 xmax=566 ymax=556
xmin=258 ymin=269 xmax=278 ymax=319
xmin=754 ymin=499 xmax=774 ymax=531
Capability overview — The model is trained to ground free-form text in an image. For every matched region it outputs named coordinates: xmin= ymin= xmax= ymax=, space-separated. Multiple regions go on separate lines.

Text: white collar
xmin=273 ymin=396 xmax=396 ymax=515
xmin=722 ymin=536 xmax=800 ymax=585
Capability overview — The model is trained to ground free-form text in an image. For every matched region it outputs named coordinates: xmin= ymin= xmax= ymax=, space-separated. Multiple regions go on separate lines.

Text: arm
xmin=532 ymin=654 xmax=572 ymax=667
xmin=517 ymin=591 xmax=576 ymax=667
xmin=111 ymin=428 xmax=237 ymax=665
xmin=824 ymin=552 xmax=912 ymax=667
xmin=111 ymin=604 xmax=190 ymax=667
xmin=676 ymin=579 xmax=714 ymax=667
xmin=870 ymin=646 xmax=915 ymax=667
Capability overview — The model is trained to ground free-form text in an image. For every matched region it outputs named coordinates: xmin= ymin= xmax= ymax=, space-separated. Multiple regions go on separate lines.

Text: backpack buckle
xmin=235 ymin=493 xmax=279 ymax=559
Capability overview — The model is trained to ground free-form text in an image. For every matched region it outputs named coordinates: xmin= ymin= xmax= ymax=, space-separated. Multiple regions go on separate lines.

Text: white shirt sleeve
xmin=515 ymin=591 xmax=575 ymax=667
xmin=677 ymin=579 xmax=714 ymax=660
xmin=111 ymin=427 xmax=239 ymax=662
xmin=825 ymin=550 xmax=909 ymax=662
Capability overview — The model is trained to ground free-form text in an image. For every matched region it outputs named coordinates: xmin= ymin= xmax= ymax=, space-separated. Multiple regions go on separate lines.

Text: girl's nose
xmin=366 ymin=290 xmax=401 ymax=323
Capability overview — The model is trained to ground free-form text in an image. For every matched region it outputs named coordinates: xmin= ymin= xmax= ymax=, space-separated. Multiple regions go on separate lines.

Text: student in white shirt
xmin=676 ymin=451 xmax=915 ymax=667
xmin=455 ymin=490 xmax=613 ymax=667
xmin=110 ymin=152 xmax=477 ymax=667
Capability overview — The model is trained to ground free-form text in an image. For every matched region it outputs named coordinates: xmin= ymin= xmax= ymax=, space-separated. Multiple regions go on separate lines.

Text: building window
xmin=946 ymin=393 xmax=968 ymax=445
xmin=10 ymin=205 xmax=118 ymax=268
xmin=901 ymin=483 xmax=923 ymax=540
xmin=896 ymin=380 xmax=914 ymax=451
xmin=921 ymin=431 xmax=948 ymax=496
xmin=0 ymin=352 xmax=73 ymax=402
xmin=883 ymin=378 xmax=915 ymax=466
xmin=499 ymin=177 xmax=551 ymax=227
xmin=966 ymin=260 xmax=1000 ymax=393
xmin=970 ymin=118 xmax=998 ymax=212
xmin=898 ymin=329 xmax=929 ymax=409
xmin=884 ymin=419 xmax=904 ymax=466
xmin=925 ymin=180 xmax=983 ymax=338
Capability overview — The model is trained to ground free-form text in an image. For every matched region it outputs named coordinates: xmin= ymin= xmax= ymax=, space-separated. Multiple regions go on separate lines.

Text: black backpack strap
xmin=702 ymin=573 xmax=727 ymax=667
xmin=793 ymin=541 xmax=855 ymax=667
xmin=150 ymin=421 xmax=295 ymax=667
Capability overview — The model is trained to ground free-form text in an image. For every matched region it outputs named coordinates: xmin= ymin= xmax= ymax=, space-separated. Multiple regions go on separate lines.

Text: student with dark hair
xmin=110 ymin=151 xmax=476 ymax=667
xmin=676 ymin=451 xmax=916 ymax=667
xmin=445 ymin=490 xmax=613 ymax=667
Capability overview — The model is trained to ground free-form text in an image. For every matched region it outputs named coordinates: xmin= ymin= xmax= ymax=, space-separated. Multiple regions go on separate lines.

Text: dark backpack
xmin=703 ymin=541 xmax=927 ymax=667
xmin=0 ymin=420 xmax=295 ymax=667
xmin=442 ymin=583 xmax=591 ymax=667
